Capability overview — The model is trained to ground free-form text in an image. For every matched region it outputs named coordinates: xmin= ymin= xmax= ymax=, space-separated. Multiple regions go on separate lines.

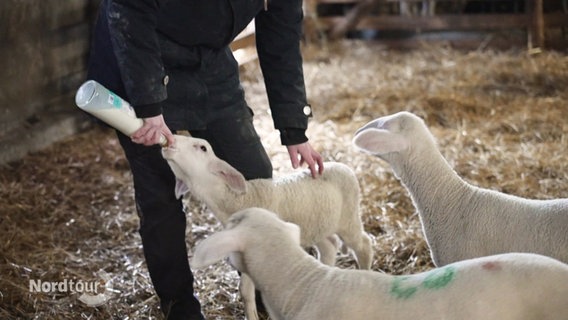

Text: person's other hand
xmin=131 ymin=114 xmax=175 ymax=147
xmin=286 ymin=142 xmax=324 ymax=178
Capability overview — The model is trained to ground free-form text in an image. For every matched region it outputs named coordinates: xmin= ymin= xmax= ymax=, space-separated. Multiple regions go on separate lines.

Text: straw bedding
xmin=1 ymin=40 xmax=566 ymax=319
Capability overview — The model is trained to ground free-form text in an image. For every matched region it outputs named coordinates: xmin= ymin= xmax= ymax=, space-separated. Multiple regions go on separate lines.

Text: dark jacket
xmin=88 ymin=0 xmax=311 ymax=144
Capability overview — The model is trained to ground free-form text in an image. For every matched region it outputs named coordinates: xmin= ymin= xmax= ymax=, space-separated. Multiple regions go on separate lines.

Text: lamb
xmin=193 ymin=207 xmax=568 ymax=320
xmin=352 ymin=111 xmax=568 ymax=266
xmin=161 ymin=134 xmax=373 ymax=320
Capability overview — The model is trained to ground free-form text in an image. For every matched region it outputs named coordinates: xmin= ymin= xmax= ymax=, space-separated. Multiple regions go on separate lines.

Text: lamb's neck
xmin=395 ymin=147 xmax=472 ymax=222
xmin=188 ymin=181 xmax=260 ymax=224
xmin=197 ymin=179 xmax=274 ymax=224
xmin=190 ymin=183 xmax=236 ymax=223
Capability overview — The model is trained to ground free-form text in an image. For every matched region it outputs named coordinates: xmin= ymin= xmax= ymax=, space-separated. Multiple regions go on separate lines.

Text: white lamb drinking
xmin=353 ymin=111 xmax=568 ymax=266
xmin=162 ymin=134 xmax=373 ymax=320
xmin=193 ymin=207 xmax=568 ymax=320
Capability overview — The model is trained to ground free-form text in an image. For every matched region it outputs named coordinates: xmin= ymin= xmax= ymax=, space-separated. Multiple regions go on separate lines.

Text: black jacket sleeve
xmin=107 ymin=0 xmax=167 ymax=118
xmin=255 ymin=0 xmax=311 ymax=143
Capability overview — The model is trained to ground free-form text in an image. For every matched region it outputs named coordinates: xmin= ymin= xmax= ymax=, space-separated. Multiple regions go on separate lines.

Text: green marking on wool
xmin=390 ymin=276 xmax=418 ymax=299
xmin=390 ymin=266 xmax=457 ymax=299
xmin=422 ymin=266 xmax=456 ymax=289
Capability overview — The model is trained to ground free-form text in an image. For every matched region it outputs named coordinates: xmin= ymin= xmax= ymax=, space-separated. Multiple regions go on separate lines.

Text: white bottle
xmin=75 ymin=80 xmax=167 ymax=146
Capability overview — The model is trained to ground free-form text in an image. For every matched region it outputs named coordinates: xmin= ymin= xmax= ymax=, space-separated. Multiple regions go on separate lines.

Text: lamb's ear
xmin=191 ymin=229 xmax=245 ymax=269
xmin=208 ymin=159 xmax=247 ymax=194
xmin=174 ymin=178 xmax=190 ymax=199
xmin=353 ymin=128 xmax=409 ymax=155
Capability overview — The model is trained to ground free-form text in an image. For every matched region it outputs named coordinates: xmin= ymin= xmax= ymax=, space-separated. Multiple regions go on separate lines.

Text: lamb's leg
xmin=330 ymin=234 xmax=349 ymax=254
xmin=240 ymin=273 xmax=259 ymax=320
xmin=315 ymin=237 xmax=338 ymax=266
xmin=340 ymin=231 xmax=373 ymax=269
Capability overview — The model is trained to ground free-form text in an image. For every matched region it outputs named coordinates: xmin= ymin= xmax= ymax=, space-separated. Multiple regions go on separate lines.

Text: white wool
xmin=162 ymin=135 xmax=373 ymax=320
xmin=353 ymin=111 xmax=568 ymax=266
xmin=193 ymin=207 xmax=568 ymax=320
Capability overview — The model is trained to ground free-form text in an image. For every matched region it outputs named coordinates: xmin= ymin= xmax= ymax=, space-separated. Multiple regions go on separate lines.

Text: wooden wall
xmin=0 ymin=1 xmax=259 ymax=165
xmin=1 ymin=0 xmax=565 ymax=164
xmin=0 ymin=0 xmax=100 ymax=165
xmin=304 ymin=0 xmax=568 ymax=49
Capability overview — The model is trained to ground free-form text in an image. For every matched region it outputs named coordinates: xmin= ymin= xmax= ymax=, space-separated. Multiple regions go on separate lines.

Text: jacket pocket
xmin=159 ymin=36 xmax=201 ymax=69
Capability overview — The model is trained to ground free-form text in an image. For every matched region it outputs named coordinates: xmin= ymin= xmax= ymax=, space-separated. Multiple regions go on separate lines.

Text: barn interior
xmin=1 ymin=1 xmax=567 ymax=319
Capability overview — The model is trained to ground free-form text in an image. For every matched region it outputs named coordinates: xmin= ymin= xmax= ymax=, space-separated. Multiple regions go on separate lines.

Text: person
xmin=86 ymin=1 xmax=324 ymax=319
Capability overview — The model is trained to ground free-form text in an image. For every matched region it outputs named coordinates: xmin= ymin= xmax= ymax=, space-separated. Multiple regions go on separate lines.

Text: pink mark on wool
xmin=481 ymin=261 xmax=502 ymax=271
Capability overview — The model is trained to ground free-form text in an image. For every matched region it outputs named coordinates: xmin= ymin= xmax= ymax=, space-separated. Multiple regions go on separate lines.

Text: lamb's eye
xmin=200 ymin=145 xmax=207 ymax=152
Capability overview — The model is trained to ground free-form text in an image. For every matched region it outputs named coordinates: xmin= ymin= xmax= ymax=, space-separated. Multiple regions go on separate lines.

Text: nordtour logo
xmin=29 ymin=270 xmax=113 ymax=307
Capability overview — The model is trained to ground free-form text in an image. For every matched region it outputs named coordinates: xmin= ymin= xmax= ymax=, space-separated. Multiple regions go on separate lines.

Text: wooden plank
xmin=49 ymin=24 xmax=90 ymax=70
xmin=232 ymin=47 xmax=258 ymax=66
xmin=544 ymin=12 xmax=568 ymax=28
xmin=230 ymin=21 xmax=258 ymax=65
xmin=233 ymin=24 xmax=255 ymax=42
xmin=230 ymin=21 xmax=256 ymax=51
xmin=316 ymin=0 xmax=361 ymax=4
xmin=316 ymin=0 xmax=467 ymax=3
xmin=308 ymin=0 xmax=568 ymax=50
xmin=50 ymin=22 xmax=90 ymax=46
xmin=230 ymin=33 xmax=256 ymax=51
xmin=386 ymin=0 xmax=425 ymax=2
xmin=527 ymin=0 xmax=544 ymax=48
xmin=0 ymin=110 xmax=91 ymax=165
xmin=534 ymin=0 xmax=544 ymax=48
xmin=318 ymin=14 xmax=532 ymax=31
xmin=328 ymin=0 xmax=379 ymax=39
xmin=361 ymin=33 xmax=527 ymax=50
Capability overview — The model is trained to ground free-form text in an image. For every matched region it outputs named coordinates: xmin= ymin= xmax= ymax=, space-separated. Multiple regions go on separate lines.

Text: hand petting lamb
xmin=162 ymin=134 xmax=373 ymax=320
xmin=193 ymin=207 xmax=568 ymax=320
xmin=353 ymin=111 xmax=568 ymax=266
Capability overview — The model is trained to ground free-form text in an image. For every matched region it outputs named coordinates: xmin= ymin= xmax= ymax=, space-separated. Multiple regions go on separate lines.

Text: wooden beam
xmin=309 ymin=0 xmax=567 ymax=49
xmin=544 ymin=12 xmax=568 ymax=28
xmin=316 ymin=0 xmax=467 ymax=3
xmin=319 ymin=14 xmax=531 ymax=31
xmin=527 ymin=0 xmax=545 ymax=48
xmin=230 ymin=33 xmax=256 ymax=51
xmin=230 ymin=22 xmax=256 ymax=51
xmin=328 ymin=0 xmax=379 ymax=39
xmin=316 ymin=0 xmax=362 ymax=3
xmin=230 ymin=21 xmax=258 ymax=66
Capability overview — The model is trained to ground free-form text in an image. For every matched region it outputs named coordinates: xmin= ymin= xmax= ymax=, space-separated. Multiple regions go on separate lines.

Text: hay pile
xmin=1 ymin=40 xmax=567 ymax=319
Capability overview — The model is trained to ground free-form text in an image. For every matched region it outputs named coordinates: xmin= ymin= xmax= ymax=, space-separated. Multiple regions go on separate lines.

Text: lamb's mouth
xmin=161 ymin=147 xmax=179 ymax=160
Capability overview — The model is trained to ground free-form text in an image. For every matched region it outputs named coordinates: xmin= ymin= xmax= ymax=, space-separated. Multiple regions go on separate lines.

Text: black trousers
xmin=116 ymin=111 xmax=272 ymax=319
xmin=90 ymin=4 xmax=272 ymax=315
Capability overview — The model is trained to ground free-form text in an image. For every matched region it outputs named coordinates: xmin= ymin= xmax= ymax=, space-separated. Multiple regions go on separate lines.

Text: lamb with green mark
xmin=193 ymin=207 xmax=568 ymax=320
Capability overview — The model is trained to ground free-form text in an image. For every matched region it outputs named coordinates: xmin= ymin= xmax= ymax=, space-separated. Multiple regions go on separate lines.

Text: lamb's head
xmin=191 ymin=207 xmax=301 ymax=272
xmin=353 ymin=111 xmax=432 ymax=163
xmin=161 ymin=135 xmax=247 ymax=199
